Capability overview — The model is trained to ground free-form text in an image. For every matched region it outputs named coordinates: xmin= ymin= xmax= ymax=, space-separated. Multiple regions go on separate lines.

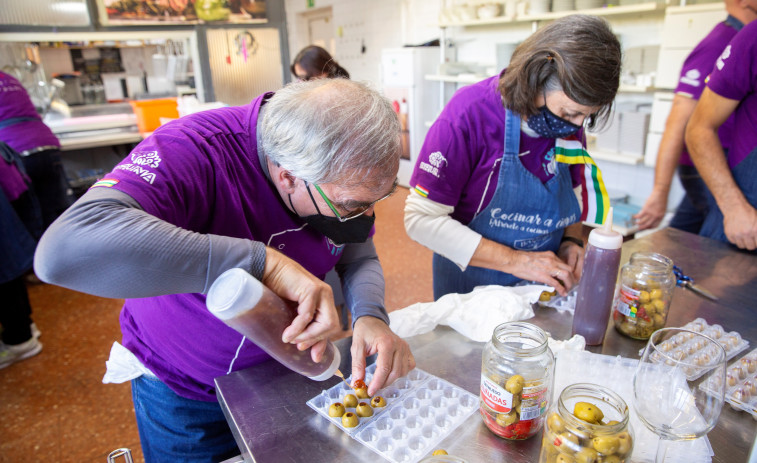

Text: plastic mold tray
xmin=307 ymin=364 xmax=479 ymax=463
xmin=700 ymin=347 xmax=757 ymax=419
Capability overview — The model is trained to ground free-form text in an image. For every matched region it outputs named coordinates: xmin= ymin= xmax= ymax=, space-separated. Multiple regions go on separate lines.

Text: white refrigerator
xmin=381 ymin=47 xmax=440 ymax=188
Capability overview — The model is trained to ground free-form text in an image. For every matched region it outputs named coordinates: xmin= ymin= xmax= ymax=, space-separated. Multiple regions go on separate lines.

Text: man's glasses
xmin=307 ymin=180 xmax=398 ymax=222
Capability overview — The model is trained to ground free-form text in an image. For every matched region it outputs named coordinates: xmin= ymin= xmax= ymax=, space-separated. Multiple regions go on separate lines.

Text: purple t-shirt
xmin=410 ymin=74 xmax=582 ymax=225
xmin=707 ymin=20 xmax=757 ymax=169
xmin=675 ymin=19 xmax=739 ymax=166
xmin=101 ymin=93 xmax=347 ymax=401
xmin=0 ymin=71 xmax=59 ymax=153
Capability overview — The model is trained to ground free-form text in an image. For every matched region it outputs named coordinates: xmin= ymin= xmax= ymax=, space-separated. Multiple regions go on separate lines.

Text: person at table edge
xmin=404 ymin=15 xmax=621 ymax=299
xmin=33 ymin=79 xmax=415 ymax=461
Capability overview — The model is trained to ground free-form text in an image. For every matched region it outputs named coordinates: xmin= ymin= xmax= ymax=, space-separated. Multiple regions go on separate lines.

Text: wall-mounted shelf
xmin=439 ymin=2 xmax=666 ymax=28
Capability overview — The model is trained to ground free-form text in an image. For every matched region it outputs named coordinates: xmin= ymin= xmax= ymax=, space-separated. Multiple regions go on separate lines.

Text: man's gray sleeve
xmin=34 ymin=187 xmax=266 ymax=299
xmin=334 ymin=239 xmax=390 ymax=326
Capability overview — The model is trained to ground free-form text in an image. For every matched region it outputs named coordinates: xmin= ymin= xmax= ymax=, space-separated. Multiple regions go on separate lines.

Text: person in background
xmin=0 ymin=143 xmax=43 ymax=368
xmin=404 ymin=15 xmax=621 ymax=300
xmin=686 ymin=19 xmax=757 ymax=252
xmin=291 ymin=45 xmax=350 ymax=81
xmin=0 ymin=70 xmax=72 ymax=231
xmin=34 ymin=79 xmax=414 ymax=462
xmin=634 ymin=0 xmax=756 ymax=232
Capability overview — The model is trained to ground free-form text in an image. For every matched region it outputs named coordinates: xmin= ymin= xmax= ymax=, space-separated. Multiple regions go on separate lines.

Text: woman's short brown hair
xmin=498 ymin=15 xmax=621 ymax=130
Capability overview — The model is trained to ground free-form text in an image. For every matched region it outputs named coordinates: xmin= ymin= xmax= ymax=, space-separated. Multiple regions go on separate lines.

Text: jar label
xmin=520 ymin=383 xmax=548 ymax=420
xmin=614 ymin=285 xmax=641 ymax=318
xmin=480 ymin=374 xmax=514 ymax=413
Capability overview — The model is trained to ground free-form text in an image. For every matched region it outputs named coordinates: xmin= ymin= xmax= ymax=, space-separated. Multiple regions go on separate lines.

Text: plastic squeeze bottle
xmin=571 ymin=207 xmax=623 ymax=345
xmin=206 ymin=268 xmax=340 ymax=380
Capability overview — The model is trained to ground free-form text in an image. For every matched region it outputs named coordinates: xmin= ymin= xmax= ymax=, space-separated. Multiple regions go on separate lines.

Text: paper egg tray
xmin=639 ymin=317 xmax=749 ymax=381
xmin=700 ymin=347 xmax=757 ymax=419
xmin=307 ymin=364 xmax=479 ymax=463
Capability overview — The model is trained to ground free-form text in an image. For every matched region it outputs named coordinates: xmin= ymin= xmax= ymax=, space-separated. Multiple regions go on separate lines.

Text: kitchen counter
xmin=44 ymin=103 xmax=143 ymax=151
xmin=215 ymin=228 xmax=757 ymax=462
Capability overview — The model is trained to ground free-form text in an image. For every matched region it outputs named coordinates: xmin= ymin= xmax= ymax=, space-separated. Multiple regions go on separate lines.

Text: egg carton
xmin=640 ymin=318 xmax=749 ymax=381
xmin=307 ymin=364 xmax=479 ymax=463
xmin=700 ymin=347 xmax=757 ymax=419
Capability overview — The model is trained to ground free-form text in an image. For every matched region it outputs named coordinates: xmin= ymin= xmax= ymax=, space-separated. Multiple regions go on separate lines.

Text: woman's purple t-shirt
xmin=410 ymin=75 xmax=583 ymax=225
xmin=100 ymin=94 xmax=346 ymax=401
xmin=706 ymin=20 xmax=757 ymax=169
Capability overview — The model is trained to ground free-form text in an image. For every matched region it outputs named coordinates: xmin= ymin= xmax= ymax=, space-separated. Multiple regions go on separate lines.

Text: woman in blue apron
xmin=404 ymin=15 xmax=620 ymax=300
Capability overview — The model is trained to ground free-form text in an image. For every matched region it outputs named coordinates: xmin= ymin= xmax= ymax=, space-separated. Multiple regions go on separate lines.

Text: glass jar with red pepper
xmin=480 ymin=322 xmax=555 ymax=440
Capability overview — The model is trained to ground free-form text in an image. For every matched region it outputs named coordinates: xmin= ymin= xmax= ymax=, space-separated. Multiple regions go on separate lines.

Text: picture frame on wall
xmin=97 ymin=0 xmax=267 ymax=26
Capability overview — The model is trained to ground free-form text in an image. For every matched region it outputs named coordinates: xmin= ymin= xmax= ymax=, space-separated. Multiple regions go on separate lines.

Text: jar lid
xmin=588 ymin=207 xmax=623 ymax=249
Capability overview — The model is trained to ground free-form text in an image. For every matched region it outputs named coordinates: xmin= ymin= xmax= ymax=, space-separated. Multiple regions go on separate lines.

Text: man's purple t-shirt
xmin=100 ymin=93 xmax=346 ymax=401
xmin=0 ymin=71 xmax=59 ymax=153
xmin=410 ymin=74 xmax=582 ymax=225
xmin=706 ymin=20 xmax=757 ymax=169
xmin=675 ymin=19 xmax=739 ymax=166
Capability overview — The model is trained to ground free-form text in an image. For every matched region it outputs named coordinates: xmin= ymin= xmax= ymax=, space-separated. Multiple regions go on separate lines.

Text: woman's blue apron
xmin=432 ymin=109 xmax=582 ymax=299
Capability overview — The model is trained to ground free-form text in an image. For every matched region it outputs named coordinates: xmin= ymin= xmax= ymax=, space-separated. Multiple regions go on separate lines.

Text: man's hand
xmin=723 ymin=202 xmax=757 ymax=251
xmin=262 ymin=247 xmax=342 ymax=363
xmin=349 ymin=316 xmax=415 ymax=396
xmin=635 ymin=188 xmax=668 ymax=230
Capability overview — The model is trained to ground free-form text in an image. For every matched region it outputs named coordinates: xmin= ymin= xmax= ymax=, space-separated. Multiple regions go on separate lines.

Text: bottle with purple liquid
xmin=571 ymin=208 xmax=623 ymax=345
xmin=206 ymin=268 xmax=340 ymax=380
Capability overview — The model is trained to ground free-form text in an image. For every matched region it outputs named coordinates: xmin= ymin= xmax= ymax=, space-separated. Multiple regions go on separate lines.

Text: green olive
xmin=505 ymin=375 xmax=525 ymax=395
xmin=574 ymin=402 xmax=604 ymax=424
xmin=616 ymin=431 xmax=632 ymax=456
xmin=355 ymin=402 xmax=374 ymax=417
xmin=554 ymin=432 xmax=580 ymax=454
xmin=328 ymin=402 xmax=346 ymax=417
xmin=496 ymin=410 xmax=518 ymax=427
xmin=653 ymin=314 xmax=665 ymax=328
xmin=341 ymin=412 xmax=359 ymax=427
xmin=638 ymin=290 xmax=651 ymax=303
xmin=652 ymin=299 xmax=666 ymax=311
xmin=511 ymin=395 xmax=522 ymax=409
xmin=343 ymin=394 xmax=358 ymax=408
xmin=370 ymin=396 xmax=387 ymax=408
xmin=547 ymin=412 xmax=565 ymax=433
xmin=592 ymin=436 xmax=620 ymax=454
xmin=650 ymin=289 xmax=663 ymax=300
xmin=601 ymin=456 xmax=621 ymax=463
xmin=356 ymin=387 xmax=370 ymax=399
xmin=574 ymin=447 xmax=598 ymax=463
xmin=432 ymin=449 xmax=448 ymax=456
xmin=556 ymin=454 xmax=576 ymax=463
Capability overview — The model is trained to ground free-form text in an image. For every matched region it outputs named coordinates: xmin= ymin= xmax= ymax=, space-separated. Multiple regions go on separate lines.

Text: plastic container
xmin=612 ymin=252 xmax=676 ymax=340
xmin=129 ymin=98 xmax=178 ymax=134
xmin=307 ymin=364 xmax=478 ymax=463
xmin=206 ymin=268 xmax=340 ymax=381
xmin=480 ymin=322 xmax=555 ymax=440
xmin=539 ymin=383 xmax=634 ymax=462
xmin=572 ymin=208 xmax=623 ymax=345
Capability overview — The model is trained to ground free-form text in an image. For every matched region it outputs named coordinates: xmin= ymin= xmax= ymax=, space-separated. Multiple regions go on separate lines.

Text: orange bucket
xmin=130 ymin=98 xmax=179 ymax=134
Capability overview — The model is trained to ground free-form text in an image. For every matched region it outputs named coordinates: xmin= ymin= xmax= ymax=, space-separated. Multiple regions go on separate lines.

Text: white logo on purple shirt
xmin=419 ymin=151 xmax=446 ymax=178
xmin=716 ymin=45 xmax=731 ymax=71
xmin=680 ymin=69 xmax=702 ymax=87
xmin=131 ymin=150 xmax=162 ymax=169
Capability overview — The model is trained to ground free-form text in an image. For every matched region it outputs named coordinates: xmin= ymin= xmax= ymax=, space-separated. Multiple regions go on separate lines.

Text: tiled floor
xmin=0 ymin=186 xmax=434 ymax=462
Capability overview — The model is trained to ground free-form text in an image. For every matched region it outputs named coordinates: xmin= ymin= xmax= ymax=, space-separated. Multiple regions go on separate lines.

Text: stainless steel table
xmin=215 ymin=228 xmax=757 ymax=462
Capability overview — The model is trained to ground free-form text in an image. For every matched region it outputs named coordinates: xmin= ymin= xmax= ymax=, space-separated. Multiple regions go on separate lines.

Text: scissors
xmin=673 ymin=265 xmax=719 ymax=301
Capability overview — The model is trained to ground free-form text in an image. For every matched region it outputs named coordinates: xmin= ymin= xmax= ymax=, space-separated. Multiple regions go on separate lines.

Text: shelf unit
xmin=438 ymin=2 xmax=667 ymax=28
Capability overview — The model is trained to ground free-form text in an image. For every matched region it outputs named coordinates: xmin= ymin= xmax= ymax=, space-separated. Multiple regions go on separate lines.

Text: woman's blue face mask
xmin=526 ymin=105 xmax=582 ymax=139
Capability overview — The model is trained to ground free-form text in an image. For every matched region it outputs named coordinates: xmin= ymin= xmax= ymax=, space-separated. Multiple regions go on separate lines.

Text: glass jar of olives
xmin=539 ymin=383 xmax=634 ymax=463
xmin=612 ymin=252 xmax=676 ymax=340
xmin=480 ymin=321 xmax=554 ymax=440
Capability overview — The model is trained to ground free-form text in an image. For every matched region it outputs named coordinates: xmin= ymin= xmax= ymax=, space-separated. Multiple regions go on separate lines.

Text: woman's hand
xmin=505 ymin=248 xmax=576 ymax=296
xmin=349 ymin=316 xmax=415 ymax=396
xmin=262 ymin=247 xmax=342 ymax=362
xmin=557 ymin=240 xmax=585 ymax=281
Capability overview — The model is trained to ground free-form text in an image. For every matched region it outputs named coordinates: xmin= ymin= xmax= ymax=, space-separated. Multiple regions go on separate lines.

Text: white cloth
xmin=390 ymin=284 xmax=552 ymax=342
xmin=102 ymin=341 xmax=156 ymax=384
